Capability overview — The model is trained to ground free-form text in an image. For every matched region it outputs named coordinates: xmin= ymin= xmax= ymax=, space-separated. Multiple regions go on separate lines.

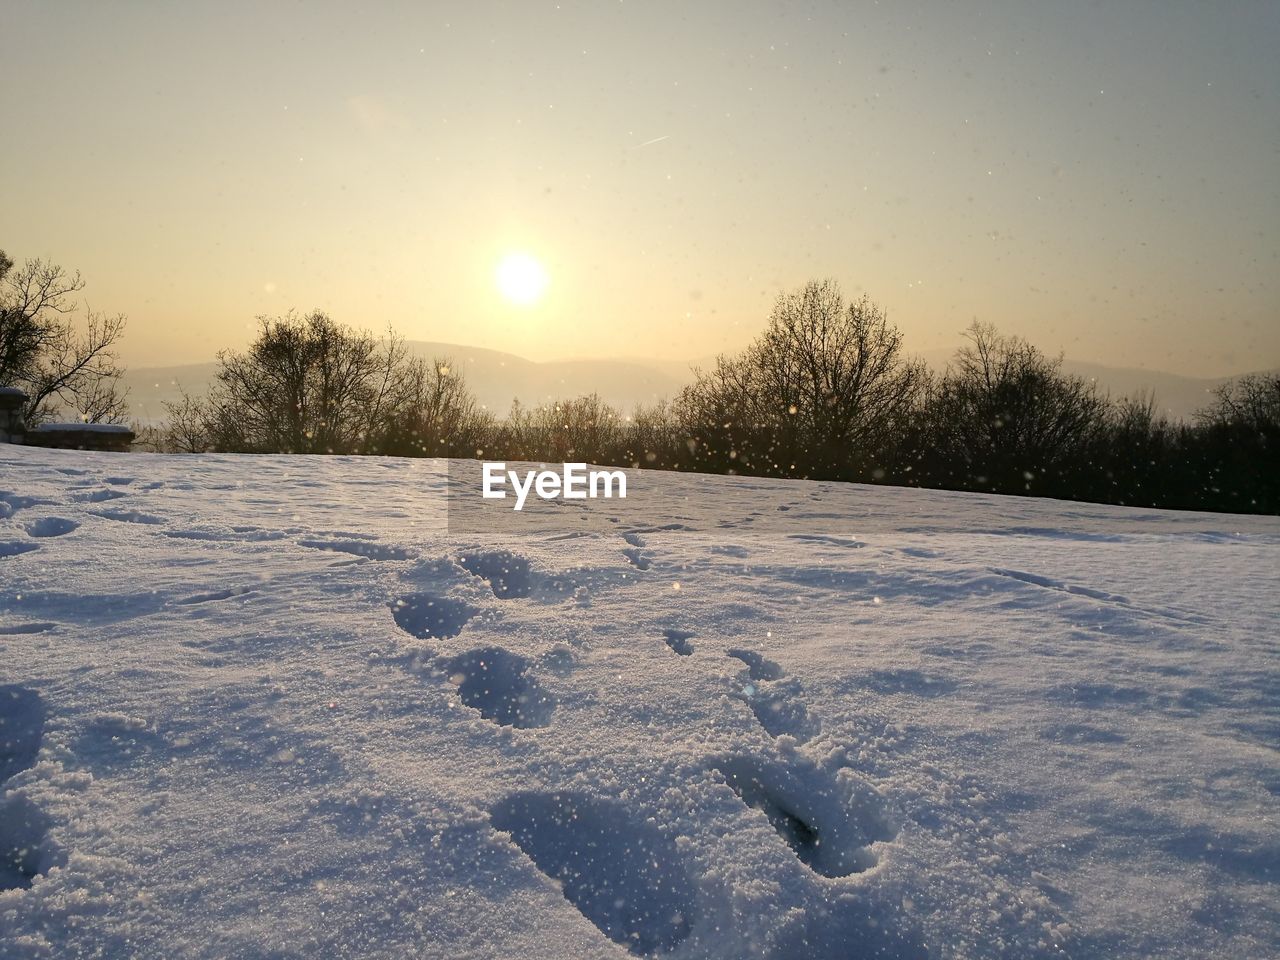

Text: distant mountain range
xmin=122 ymin=341 xmax=1271 ymax=425
xmin=122 ymin=342 xmax=692 ymax=425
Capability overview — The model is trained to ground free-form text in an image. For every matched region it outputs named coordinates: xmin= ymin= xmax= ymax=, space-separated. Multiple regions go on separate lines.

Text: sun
xmin=495 ymin=252 xmax=550 ymax=306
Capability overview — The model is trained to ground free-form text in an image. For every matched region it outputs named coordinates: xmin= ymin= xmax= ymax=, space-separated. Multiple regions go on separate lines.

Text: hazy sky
xmin=4 ymin=0 xmax=1277 ymax=375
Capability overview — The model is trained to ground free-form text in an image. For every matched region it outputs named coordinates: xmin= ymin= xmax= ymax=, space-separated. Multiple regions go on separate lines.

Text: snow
xmin=31 ymin=423 xmax=133 ymax=434
xmin=1 ymin=445 xmax=1277 ymax=959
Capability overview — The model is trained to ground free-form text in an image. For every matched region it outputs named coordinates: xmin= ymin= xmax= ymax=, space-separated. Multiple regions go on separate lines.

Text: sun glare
xmin=495 ymin=252 xmax=550 ymax=306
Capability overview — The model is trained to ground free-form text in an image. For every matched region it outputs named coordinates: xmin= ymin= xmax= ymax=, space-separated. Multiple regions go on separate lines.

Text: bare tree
xmin=377 ymin=357 xmax=492 ymax=457
xmin=160 ymin=387 xmax=213 ymax=453
xmin=925 ymin=322 xmax=1110 ymax=489
xmin=182 ymin=312 xmax=493 ymax=457
xmin=202 ymin=312 xmax=404 ymax=454
xmin=496 ymin=394 xmax=625 ymax=463
xmin=678 ymin=280 xmax=922 ymax=477
xmin=1188 ymin=372 xmax=1279 ymax=511
xmin=0 ymin=251 xmax=129 ymax=424
xmin=623 ymin=400 xmax=681 ymax=468
xmin=1196 ymin=373 xmax=1280 ymax=435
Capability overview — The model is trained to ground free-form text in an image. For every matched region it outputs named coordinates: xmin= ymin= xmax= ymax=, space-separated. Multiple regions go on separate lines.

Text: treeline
xmin=4 ymin=248 xmax=1272 ymax=515
xmin=149 ymin=283 xmax=1279 ymax=515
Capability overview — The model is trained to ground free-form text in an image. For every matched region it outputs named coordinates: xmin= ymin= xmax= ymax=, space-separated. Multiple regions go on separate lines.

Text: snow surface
xmin=0 ymin=446 xmax=1277 ymax=959
xmin=30 ymin=424 xmax=133 ymax=434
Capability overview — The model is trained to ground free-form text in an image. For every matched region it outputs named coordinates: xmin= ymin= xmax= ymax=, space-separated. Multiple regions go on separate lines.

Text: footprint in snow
xmin=725 ymin=650 xmax=819 ymax=741
xmin=726 ymin=648 xmax=785 ymax=681
xmin=0 ymin=684 xmax=50 ymax=890
xmin=391 ymin=593 xmax=477 ymax=640
xmin=713 ymin=753 xmax=896 ymax=878
xmin=70 ymin=489 xmax=129 ymax=503
xmin=662 ymin=629 xmax=695 ymax=657
xmin=176 ymin=587 xmax=254 ymax=606
xmin=724 ymin=647 xmax=819 ymax=739
xmin=445 ymin=647 xmax=555 ymax=728
xmin=0 ymin=685 xmax=43 ymax=783
xmin=92 ymin=509 xmax=166 ymax=525
xmin=24 ymin=517 xmax=79 ymax=538
xmin=896 ymin=546 xmax=939 ymax=559
xmin=733 ymin=679 xmax=821 ymax=742
xmin=0 ymin=542 xmax=40 ymax=560
xmin=299 ymin=538 xmax=412 ymax=561
xmin=622 ymin=547 xmax=651 ymax=570
xmin=1 ymin=494 xmax=49 ymax=515
xmin=0 ymin=623 xmax=57 ymax=636
xmin=842 ymin=667 xmax=958 ymax=698
xmin=70 ymin=713 xmax=167 ymax=775
xmin=988 ymin=567 xmax=1135 ymax=607
xmin=621 ymin=532 xmax=653 ymax=568
xmin=540 ymin=645 xmax=577 ymax=676
xmin=166 ymin=527 xmax=289 ymax=543
xmin=491 ymin=791 xmax=695 ymax=955
xmin=788 ymin=533 xmax=864 ymax=549
xmin=457 ymin=549 xmax=533 ymax=599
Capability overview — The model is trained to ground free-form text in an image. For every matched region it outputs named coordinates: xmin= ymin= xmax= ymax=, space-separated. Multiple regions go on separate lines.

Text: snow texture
xmin=0 ymin=446 xmax=1277 ymax=959
xmin=31 ymin=423 xmax=133 ymax=434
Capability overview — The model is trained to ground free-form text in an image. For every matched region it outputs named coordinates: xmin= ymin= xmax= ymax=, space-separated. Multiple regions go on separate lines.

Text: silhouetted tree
xmin=1188 ymin=372 xmax=1280 ymax=512
xmin=678 ymin=280 xmax=922 ymax=479
xmin=0 ymin=250 xmax=129 ymax=424
xmin=377 ymin=357 xmax=492 ymax=457
xmin=622 ymin=400 xmax=683 ymax=469
xmin=160 ymin=388 xmax=212 ymax=453
xmin=496 ymin=394 xmax=625 ymax=463
xmin=1089 ymin=391 xmax=1178 ymax=504
xmin=1198 ymin=373 xmax=1280 ymax=435
xmin=920 ymin=322 xmax=1109 ymax=494
xmin=201 ymin=312 xmax=407 ymax=454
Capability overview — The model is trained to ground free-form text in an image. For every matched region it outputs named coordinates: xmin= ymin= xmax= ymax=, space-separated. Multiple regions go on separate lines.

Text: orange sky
xmin=4 ymin=1 xmax=1277 ymax=375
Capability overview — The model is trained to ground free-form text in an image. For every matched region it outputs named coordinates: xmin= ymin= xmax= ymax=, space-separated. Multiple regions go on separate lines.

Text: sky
xmin=3 ymin=0 xmax=1277 ymax=375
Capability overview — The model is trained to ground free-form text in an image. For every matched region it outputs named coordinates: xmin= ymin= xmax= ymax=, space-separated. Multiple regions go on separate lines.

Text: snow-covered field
xmin=1 ymin=446 xmax=1277 ymax=959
